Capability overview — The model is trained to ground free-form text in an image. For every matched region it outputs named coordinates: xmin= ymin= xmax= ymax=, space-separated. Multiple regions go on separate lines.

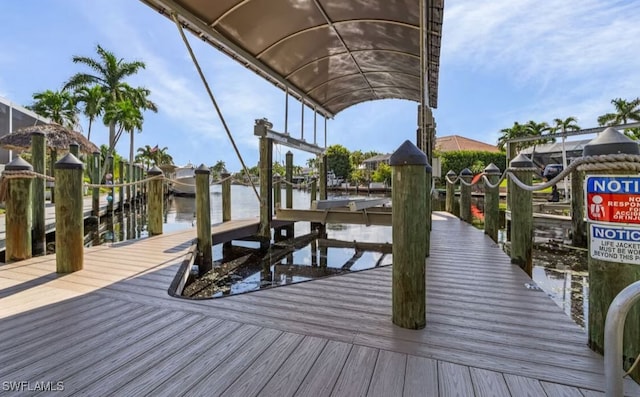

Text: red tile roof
xmin=436 ymin=135 xmax=500 ymax=153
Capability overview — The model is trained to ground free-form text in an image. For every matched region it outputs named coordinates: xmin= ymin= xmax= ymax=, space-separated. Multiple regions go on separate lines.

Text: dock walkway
xmin=0 ymin=212 xmax=637 ymax=396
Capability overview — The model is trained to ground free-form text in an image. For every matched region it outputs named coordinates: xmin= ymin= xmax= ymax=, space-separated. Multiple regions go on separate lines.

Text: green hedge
xmin=437 ymin=150 xmax=507 ymax=175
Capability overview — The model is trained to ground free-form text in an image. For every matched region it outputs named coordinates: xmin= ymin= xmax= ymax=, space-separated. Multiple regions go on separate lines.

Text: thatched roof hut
xmin=0 ymin=123 xmax=99 ymax=154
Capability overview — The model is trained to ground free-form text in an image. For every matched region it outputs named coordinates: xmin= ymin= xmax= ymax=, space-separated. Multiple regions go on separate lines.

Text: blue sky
xmin=1 ymin=0 xmax=639 ymax=171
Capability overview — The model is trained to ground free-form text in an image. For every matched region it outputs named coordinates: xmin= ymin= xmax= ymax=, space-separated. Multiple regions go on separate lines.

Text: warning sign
xmin=585 ymin=175 xmax=640 ymax=224
xmin=590 ymin=224 xmax=640 ymax=265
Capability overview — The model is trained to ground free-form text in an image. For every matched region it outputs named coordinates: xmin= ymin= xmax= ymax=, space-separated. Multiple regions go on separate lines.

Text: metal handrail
xmin=605 ymin=280 xmax=640 ymax=396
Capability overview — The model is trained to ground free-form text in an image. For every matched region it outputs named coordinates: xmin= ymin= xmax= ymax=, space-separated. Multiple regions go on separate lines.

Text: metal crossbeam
xmin=254 ymin=119 xmax=324 ymax=154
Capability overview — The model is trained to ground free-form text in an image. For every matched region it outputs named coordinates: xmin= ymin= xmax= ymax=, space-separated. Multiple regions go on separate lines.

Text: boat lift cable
xmin=171 ymin=13 xmax=260 ymax=201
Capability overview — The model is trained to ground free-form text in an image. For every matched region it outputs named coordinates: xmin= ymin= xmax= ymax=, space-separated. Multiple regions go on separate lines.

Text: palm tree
xmin=497 ymin=122 xmax=527 ymax=153
xmin=597 ymin=98 xmax=640 ymax=139
xmin=552 ymin=117 xmax=580 ymax=198
xmin=28 ymin=89 xmax=78 ymax=128
xmin=74 ymin=85 xmax=105 ymax=141
xmin=155 ymin=146 xmax=173 ymax=165
xmin=64 ymin=45 xmax=147 ymax=152
xmin=104 ymin=99 xmax=143 ymax=171
xmin=597 ymin=98 xmax=640 ymax=126
xmin=524 ymin=120 xmax=553 ymax=165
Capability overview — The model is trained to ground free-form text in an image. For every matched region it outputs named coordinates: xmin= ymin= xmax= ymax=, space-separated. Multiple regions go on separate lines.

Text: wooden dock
xmin=0 ymin=212 xmax=638 ymax=396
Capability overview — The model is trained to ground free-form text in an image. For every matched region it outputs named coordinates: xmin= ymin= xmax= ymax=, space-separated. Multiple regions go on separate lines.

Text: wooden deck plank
xmin=541 ymin=381 xmax=585 ymax=397
xmin=438 ymin=361 xmax=474 ymax=397
xmin=330 ymin=345 xmax=379 ymax=397
xmin=469 ymin=367 xmax=511 ymax=397
xmin=184 ymin=328 xmax=282 ymax=396
xmin=404 ymin=355 xmax=438 ymax=397
xmin=45 ymin=312 xmax=200 ymax=394
xmin=295 ymin=341 xmax=352 ymax=397
xmin=258 ymin=336 xmax=327 ymax=397
xmin=75 ymin=316 xmax=226 ymax=396
xmin=504 ymin=374 xmax=547 ymax=397
xmin=151 ymin=324 xmax=262 ymax=396
xmin=366 ymin=350 xmax=406 ymax=397
xmin=222 ymin=332 xmax=305 ymax=396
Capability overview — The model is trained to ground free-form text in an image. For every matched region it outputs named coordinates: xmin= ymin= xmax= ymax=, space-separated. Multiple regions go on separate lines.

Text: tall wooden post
xmin=285 ymin=151 xmax=293 ymax=209
xmin=49 ymin=148 xmax=57 ymax=203
xmin=125 ymin=161 xmax=131 ymax=205
xmin=445 ymin=170 xmax=456 ymax=214
xmin=584 ymin=128 xmax=640 ymax=377
xmin=459 ymin=168 xmax=473 ymax=223
xmin=221 ymin=172 xmax=231 ymax=222
xmin=195 ymin=164 xmax=212 ymax=275
xmin=509 ymin=154 xmax=534 ymax=276
xmin=258 ymin=137 xmax=273 ymax=245
xmin=92 ymin=151 xmax=100 ymax=217
xmin=390 ymin=140 xmax=427 ymax=329
xmin=107 ymin=155 xmax=114 ymax=214
xmin=571 ymin=169 xmax=587 ymax=247
xmin=319 ymin=154 xmax=328 ymax=200
xmin=55 ymin=153 xmax=84 ymax=273
xmin=119 ymin=159 xmax=125 ymax=209
xmin=147 ymin=166 xmax=164 ymax=236
xmin=31 ymin=132 xmax=46 ymax=256
xmin=310 ymin=177 xmax=317 ymax=206
xmin=273 ymin=174 xmax=281 ymax=215
xmin=484 ymin=163 xmax=501 ymax=243
xmin=425 ymin=162 xmax=432 ymax=257
xmin=4 ymin=157 xmax=33 ymax=262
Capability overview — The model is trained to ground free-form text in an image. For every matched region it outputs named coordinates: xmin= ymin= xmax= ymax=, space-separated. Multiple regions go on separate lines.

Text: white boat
xmin=170 ymin=163 xmax=197 ymax=195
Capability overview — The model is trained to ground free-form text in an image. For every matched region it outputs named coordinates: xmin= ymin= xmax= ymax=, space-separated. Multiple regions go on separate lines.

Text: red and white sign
xmin=586 ymin=176 xmax=640 ymax=225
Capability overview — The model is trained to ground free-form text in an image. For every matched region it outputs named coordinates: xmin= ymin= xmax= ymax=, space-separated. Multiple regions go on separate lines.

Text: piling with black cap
xmin=484 ymin=163 xmax=502 ymax=243
xmin=509 ymin=153 xmax=534 ymax=276
xmin=445 ymin=170 xmax=456 ymax=214
xmin=69 ymin=141 xmax=79 ymax=157
xmin=583 ymin=128 xmax=640 ymax=377
xmin=390 ymin=140 xmax=427 ymax=329
xmin=31 ymin=132 xmax=46 ymax=256
xmin=147 ymin=166 xmax=164 ymax=236
xmin=459 ymin=168 xmax=473 ymax=223
xmin=195 ymin=164 xmax=212 ymax=275
xmin=92 ymin=151 xmax=101 ymax=217
xmin=55 ymin=153 xmax=84 ymax=272
xmin=4 ymin=157 xmax=33 ymax=262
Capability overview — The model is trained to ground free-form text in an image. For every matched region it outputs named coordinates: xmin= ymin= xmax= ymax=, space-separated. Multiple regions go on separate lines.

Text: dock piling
xmin=425 ymin=162 xmax=432 ymax=257
xmin=147 ymin=166 xmax=164 ymax=236
xmin=55 ymin=153 xmax=84 ymax=272
xmin=195 ymin=164 xmax=213 ymax=275
xmin=484 ymin=163 xmax=501 ymax=243
xmin=31 ymin=131 xmax=46 ymax=256
xmin=583 ymin=128 xmax=640 ymax=378
xmin=273 ymin=174 xmax=281 ymax=215
xmin=459 ymin=168 xmax=473 ymax=223
xmin=4 ymin=157 xmax=33 ymax=262
xmin=508 ymin=154 xmax=534 ymax=276
xmin=445 ymin=170 xmax=456 ymax=214
xmin=285 ymin=151 xmax=294 ymax=238
xmin=258 ymin=137 xmax=273 ymax=247
xmin=390 ymin=140 xmax=427 ymax=329
xmin=571 ymin=169 xmax=587 ymax=247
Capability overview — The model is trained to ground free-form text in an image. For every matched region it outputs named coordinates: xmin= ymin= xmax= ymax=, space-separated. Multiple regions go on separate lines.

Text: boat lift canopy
xmin=139 ymin=0 xmax=443 ymax=118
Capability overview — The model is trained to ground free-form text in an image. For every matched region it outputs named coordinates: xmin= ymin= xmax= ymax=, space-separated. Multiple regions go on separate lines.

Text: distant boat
xmin=171 ymin=163 xmax=197 ymax=195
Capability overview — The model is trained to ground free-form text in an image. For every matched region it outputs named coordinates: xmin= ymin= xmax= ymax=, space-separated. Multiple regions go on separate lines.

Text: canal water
xmin=98 ymin=185 xmax=587 ymax=328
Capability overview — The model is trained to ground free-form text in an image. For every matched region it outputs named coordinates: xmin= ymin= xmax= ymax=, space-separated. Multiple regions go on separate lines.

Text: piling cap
xmin=221 ymin=172 xmax=230 ymax=178
xmin=92 ymin=150 xmax=100 ymax=156
xmin=30 ymin=131 xmax=44 ymax=137
xmin=54 ymin=153 xmax=84 ymax=170
xmin=194 ymin=164 xmax=210 ymax=175
xmin=460 ymin=168 xmax=473 ymax=177
xmin=484 ymin=163 xmax=501 ymax=175
xmin=509 ymin=153 xmax=534 ymax=168
xmin=389 ymin=140 xmax=428 ymax=166
xmin=147 ymin=165 xmax=163 ymax=176
xmin=446 ymin=170 xmax=457 ymax=177
xmin=5 ymin=156 xmax=33 ymax=171
xmin=583 ymin=127 xmax=640 ymax=156
xmin=69 ymin=141 xmax=79 ymax=149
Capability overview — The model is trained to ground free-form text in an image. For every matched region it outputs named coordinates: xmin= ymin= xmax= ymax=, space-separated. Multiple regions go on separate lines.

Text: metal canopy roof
xmin=140 ymin=0 xmax=443 ymax=118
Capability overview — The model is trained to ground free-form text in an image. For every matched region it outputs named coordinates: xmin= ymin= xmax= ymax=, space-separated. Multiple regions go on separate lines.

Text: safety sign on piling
xmin=585 ymin=175 xmax=640 ymax=224
xmin=586 ymin=175 xmax=640 ymax=265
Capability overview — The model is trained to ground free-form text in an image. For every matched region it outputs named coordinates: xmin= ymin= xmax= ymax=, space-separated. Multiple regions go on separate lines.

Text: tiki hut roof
xmin=0 ymin=123 xmax=99 ymax=154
